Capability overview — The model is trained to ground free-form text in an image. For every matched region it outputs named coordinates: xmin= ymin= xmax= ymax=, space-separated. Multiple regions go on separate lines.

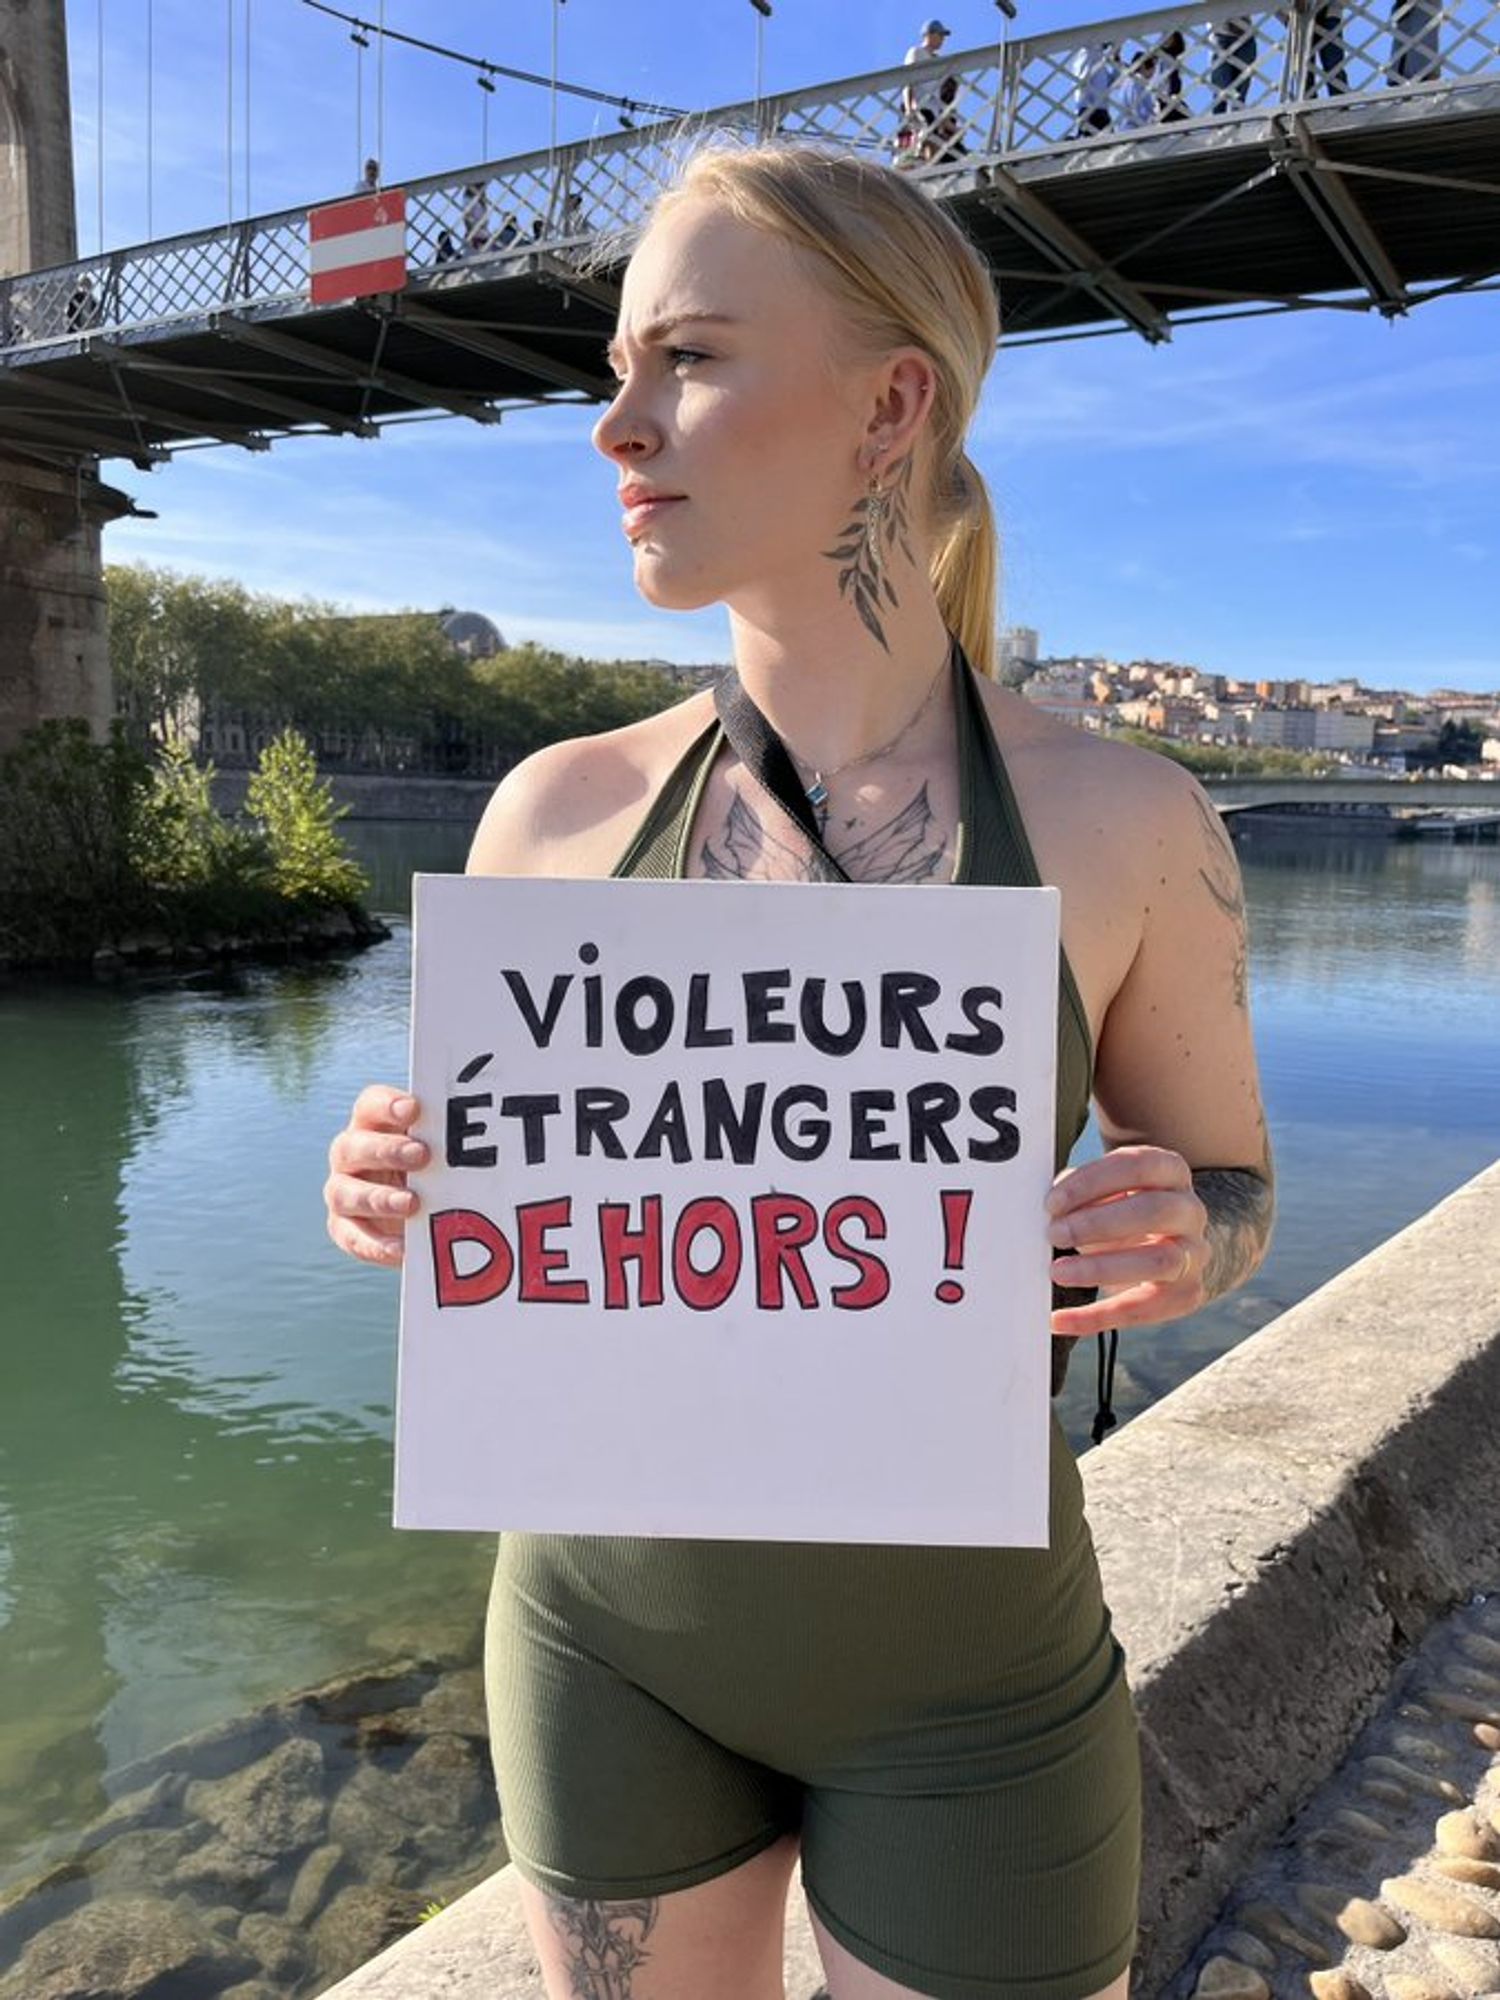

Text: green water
xmin=1 ymin=821 xmax=1497 ymax=1892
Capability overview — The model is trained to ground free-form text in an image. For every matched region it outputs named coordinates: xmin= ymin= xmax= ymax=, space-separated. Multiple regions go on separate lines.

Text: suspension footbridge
xmin=2 ymin=0 xmax=1499 ymax=467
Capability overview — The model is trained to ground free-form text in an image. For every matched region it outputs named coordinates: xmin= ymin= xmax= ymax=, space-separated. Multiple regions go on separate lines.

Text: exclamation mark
xmin=935 ymin=1189 xmax=972 ymax=1304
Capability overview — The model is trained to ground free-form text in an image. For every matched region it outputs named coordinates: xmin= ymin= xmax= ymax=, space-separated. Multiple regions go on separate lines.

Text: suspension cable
xmin=376 ymin=0 xmax=386 ymax=178
xmin=300 ymin=0 xmax=685 ymax=121
xmin=96 ymin=0 xmax=104 ymax=253
xmin=226 ymin=0 xmax=234 ymax=219
xmin=146 ymin=0 xmax=154 ymax=239
xmin=354 ymin=28 xmax=365 ymax=183
xmin=245 ymin=0 xmax=253 ymax=215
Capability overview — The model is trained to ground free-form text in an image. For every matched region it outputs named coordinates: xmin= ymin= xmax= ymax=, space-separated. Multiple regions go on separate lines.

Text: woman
xmin=324 ymin=143 xmax=1273 ymax=2000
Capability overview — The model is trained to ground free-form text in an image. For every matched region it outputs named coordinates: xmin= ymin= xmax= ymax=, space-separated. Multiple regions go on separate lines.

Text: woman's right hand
xmin=324 ymin=1085 xmax=430 ymax=1268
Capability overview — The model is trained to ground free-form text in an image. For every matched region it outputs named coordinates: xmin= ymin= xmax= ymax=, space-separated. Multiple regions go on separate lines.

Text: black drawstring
xmin=1091 ymin=1329 xmax=1120 ymax=1447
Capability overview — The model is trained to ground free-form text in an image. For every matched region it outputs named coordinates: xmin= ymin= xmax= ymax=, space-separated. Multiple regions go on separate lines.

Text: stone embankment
xmin=1177 ymin=1594 xmax=1500 ymax=2000
xmin=211 ymin=771 xmax=499 ymax=825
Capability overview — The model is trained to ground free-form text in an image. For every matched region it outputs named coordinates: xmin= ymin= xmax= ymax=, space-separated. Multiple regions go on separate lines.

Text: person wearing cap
xmin=902 ymin=19 xmax=961 ymax=163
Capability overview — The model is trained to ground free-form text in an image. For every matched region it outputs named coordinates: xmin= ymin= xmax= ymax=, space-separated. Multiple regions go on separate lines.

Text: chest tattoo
xmin=699 ymin=784 xmax=950 ymax=885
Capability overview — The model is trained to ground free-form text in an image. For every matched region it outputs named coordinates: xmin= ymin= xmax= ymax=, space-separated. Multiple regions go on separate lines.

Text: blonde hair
xmin=641 ymin=141 xmax=1002 ymax=677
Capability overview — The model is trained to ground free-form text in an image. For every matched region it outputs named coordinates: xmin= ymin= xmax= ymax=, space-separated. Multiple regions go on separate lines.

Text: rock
xmin=1382 ymin=1876 xmax=1500 ymax=1938
xmin=1475 ymin=1725 xmax=1500 ymax=1753
xmin=1218 ymin=1930 xmax=1277 ymax=1973
xmin=1387 ymin=1978 xmax=1460 ymax=2000
xmin=1366 ymin=1756 xmax=1466 ymax=1803
xmin=312 ymin=1883 xmax=417 ymax=1982
xmin=91 ymin=946 xmax=124 ymax=973
xmin=1459 ymin=1636 xmax=1500 ymax=1669
xmin=81 ymin=1823 xmax=204 ymax=1893
xmin=1436 ymin=1860 xmax=1500 ymax=1891
xmin=238 ymin=1911 xmax=308 ymax=1983
xmin=1310 ymin=1974 xmax=1374 ymax=2000
xmin=1237 ymin=1902 xmax=1332 ymax=1964
xmin=1334 ymin=1808 xmax=1395 ymax=1839
xmin=0 ymin=1893 xmax=253 ymax=2000
xmin=1336 ymin=1898 xmax=1408 ymax=1948
xmin=170 ymin=1833 xmax=281 ymax=1901
xmin=1194 ymin=1957 xmax=1270 ymax=2000
xmin=287 ymin=1840 xmax=347 ymax=1925
xmin=1431 ymin=1941 xmax=1500 ymax=1996
xmin=1430 ymin=1693 xmax=1500 ymax=1726
xmin=387 ymin=1732 xmax=489 ymax=1831
xmin=1438 ymin=1810 xmax=1499 ymax=1860
xmin=185 ymin=1734 xmax=327 ymax=1858
xmin=418 ymin=1665 xmax=489 ymax=1740
xmin=219 ymin=1986 xmax=284 ymax=2000
xmin=1365 ymin=1778 xmax=1417 ymax=1809
xmin=1395 ymin=1734 xmax=1456 ymax=1765
xmin=1297 ymin=1883 xmax=1355 ymax=1924
xmin=1448 ymin=1665 xmax=1500 ymax=1700
xmin=1403 ymin=1704 xmax=1439 ymax=1722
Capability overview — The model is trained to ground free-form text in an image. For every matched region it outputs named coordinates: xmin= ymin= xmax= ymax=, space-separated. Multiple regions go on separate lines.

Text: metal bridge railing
xmin=2 ymin=0 xmax=1498 ymax=356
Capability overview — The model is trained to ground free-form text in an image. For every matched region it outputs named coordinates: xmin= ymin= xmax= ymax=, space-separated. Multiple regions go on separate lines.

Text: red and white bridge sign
xmin=307 ymin=191 xmax=408 ymax=306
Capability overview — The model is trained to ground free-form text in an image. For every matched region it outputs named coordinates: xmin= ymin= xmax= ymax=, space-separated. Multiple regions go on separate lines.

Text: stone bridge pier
xmin=1 ymin=0 xmax=125 ymax=753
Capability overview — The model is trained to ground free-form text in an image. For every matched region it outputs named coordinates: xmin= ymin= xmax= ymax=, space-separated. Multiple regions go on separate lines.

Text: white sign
xmin=395 ymin=874 xmax=1060 ymax=1546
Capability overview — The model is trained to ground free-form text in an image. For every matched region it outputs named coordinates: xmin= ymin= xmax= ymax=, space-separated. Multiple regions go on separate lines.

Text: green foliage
xmin=244 ymin=729 xmax=368 ymax=904
xmin=132 ymin=732 xmax=259 ymax=890
xmin=0 ymin=721 xmax=153 ymax=955
xmin=0 ymin=718 xmax=369 ymax=966
xmin=1409 ymin=718 xmax=1486 ymax=768
xmin=106 ymin=564 xmax=684 ymax=772
xmin=1108 ymin=728 xmax=1336 ymax=778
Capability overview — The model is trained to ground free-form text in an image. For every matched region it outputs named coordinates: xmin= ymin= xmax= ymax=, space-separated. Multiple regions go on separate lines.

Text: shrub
xmin=244 ymin=729 xmax=368 ymax=904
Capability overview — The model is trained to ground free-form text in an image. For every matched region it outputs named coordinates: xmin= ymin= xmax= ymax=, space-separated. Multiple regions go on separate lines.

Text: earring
xmin=864 ymin=471 xmax=887 ymax=582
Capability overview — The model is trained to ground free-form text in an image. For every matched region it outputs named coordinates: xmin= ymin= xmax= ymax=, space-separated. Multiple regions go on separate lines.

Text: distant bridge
xmin=2 ymin=0 xmax=1500 ymax=466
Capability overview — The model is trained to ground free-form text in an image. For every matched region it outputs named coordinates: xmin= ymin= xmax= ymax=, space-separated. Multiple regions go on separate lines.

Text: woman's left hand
xmin=1047 ymin=1144 xmax=1207 ymax=1336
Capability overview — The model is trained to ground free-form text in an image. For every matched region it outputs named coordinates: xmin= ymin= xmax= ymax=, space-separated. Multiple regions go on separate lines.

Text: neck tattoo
xmin=790 ymin=653 xmax=950 ymax=827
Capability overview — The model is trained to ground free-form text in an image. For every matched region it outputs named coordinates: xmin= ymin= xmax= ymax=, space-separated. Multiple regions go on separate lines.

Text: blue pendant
xmin=806 ymin=778 xmax=829 ymax=809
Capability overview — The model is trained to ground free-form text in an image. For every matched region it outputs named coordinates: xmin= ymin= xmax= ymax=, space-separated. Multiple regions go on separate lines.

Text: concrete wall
xmin=211 ymin=769 xmax=502 ymax=826
xmin=320 ymin=1158 xmax=1500 ymax=2000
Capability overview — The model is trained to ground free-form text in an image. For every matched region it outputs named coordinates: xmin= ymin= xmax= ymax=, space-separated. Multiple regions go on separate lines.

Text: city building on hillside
xmin=997 ymin=626 xmax=1040 ymax=677
xmin=1249 ymin=706 xmax=1375 ymax=754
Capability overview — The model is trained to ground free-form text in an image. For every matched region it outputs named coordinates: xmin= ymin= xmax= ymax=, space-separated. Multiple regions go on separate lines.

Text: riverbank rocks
xmin=1436 ymin=1810 xmax=1499 ymax=1861
xmin=1178 ymin=1593 xmax=1500 ymax=2000
xmin=1382 ymin=1877 xmax=1500 ymax=1938
xmin=1194 ymin=1956 xmax=1272 ymax=1999
xmin=0 ymin=1642 xmax=504 ymax=2000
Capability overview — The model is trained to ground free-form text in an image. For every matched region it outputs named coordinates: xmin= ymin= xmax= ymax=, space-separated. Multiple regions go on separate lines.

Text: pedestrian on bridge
xmin=326 ymin=137 xmax=1273 ymax=2000
xmin=1389 ymin=0 xmax=1443 ymax=81
xmin=902 ymin=17 xmax=959 ymax=161
xmin=1210 ymin=17 xmax=1259 ymax=111
xmin=1070 ymin=39 xmax=1119 ymax=134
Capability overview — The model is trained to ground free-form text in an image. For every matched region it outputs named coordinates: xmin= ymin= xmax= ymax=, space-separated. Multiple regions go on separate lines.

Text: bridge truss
xmin=1 ymin=0 xmax=1498 ymax=467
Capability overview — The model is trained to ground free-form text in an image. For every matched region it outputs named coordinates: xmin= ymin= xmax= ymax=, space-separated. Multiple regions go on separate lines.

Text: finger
xmin=350 ymin=1084 xmax=421 ymax=1134
xmin=1051 ymin=1237 xmax=1197 ymax=1291
xmin=324 ymin=1171 xmax=420 ymax=1223
xmin=1049 ymin=1187 xmax=1203 ymax=1251
xmin=328 ymin=1211 xmax=407 ymax=1266
xmin=328 ymin=1127 xmax=430 ymax=1177
xmin=1047 ymin=1146 xmax=1192 ymax=1218
xmin=1050 ymin=1274 xmax=1196 ymax=1337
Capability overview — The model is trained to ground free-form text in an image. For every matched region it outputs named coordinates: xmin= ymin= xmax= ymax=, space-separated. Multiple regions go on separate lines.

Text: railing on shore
xmin=3 ymin=0 xmax=1499 ymax=355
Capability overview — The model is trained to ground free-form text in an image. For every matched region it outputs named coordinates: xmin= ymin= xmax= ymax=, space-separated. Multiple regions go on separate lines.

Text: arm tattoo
xmin=1190 ymin=790 xmax=1249 ymax=1010
xmin=700 ymin=784 xmax=949 ymax=884
xmin=821 ymin=455 xmax=915 ymax=653
xmin=1193 ymin=1165 xmax=1275 ymax=1300
xmin=544 ymin=1895 xmax=658 ymax=1999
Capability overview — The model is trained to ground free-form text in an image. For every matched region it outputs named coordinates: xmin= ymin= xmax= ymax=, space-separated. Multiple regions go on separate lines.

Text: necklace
xmin=790 ymin=652 xmax=951 ymax=813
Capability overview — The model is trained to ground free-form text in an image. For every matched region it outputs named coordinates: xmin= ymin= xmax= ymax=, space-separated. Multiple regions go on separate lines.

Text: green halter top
xmin=612 ymin=651 xmax=1095 ymax=1179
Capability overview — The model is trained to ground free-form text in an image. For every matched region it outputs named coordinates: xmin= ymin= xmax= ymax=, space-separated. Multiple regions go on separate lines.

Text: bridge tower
xmin=0 ymin=0 xmax=127 ymax=753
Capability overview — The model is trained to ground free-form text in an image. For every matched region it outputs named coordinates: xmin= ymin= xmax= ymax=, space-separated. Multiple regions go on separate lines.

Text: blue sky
xmin=66 ymin=0 xmax=1499 ymax=692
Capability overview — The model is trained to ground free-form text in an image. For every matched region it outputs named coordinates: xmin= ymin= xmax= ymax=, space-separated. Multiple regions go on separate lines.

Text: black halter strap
xmin=712 ymin=665 xmax=853 ymax=868
xmin=711 ymin=646 xmax=1120 ymax=1450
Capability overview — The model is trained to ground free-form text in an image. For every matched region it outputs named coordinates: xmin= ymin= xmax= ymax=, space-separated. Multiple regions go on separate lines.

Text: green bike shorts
xmin=484 ymin=1420 xmax=1141 ymax=2000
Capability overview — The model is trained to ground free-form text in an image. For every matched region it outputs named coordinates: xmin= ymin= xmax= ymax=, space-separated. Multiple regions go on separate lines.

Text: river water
xmin=2 ymin=819 xmax=1497 ymax=1893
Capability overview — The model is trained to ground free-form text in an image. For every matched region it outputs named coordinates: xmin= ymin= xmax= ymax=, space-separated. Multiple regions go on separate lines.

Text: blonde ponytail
xmin=931 ymin=452 xmax=999 ymax=680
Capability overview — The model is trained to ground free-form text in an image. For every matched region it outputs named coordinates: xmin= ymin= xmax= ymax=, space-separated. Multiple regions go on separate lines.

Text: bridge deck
xmin=2 ymin=0 xmax=1499 ymax=465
